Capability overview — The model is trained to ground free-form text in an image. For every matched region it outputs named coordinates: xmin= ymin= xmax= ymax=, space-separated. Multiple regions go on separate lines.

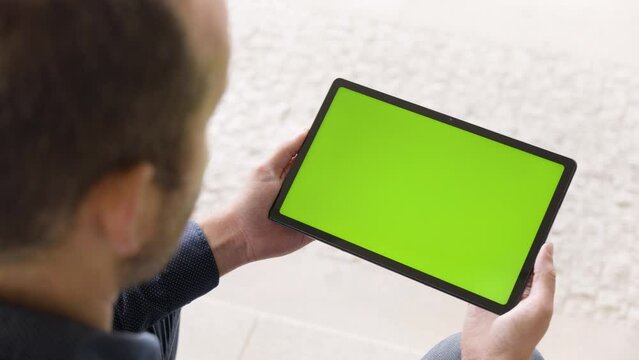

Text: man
xmin=0 ymin=1 xmax=556 ymax=359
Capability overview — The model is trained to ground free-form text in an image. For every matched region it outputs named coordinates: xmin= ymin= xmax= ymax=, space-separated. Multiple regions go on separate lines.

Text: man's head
xmin=0 ymin=0 xmax=229 ymax=287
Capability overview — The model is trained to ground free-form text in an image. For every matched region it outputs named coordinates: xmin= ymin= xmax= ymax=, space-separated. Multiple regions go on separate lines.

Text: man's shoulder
xmin=0 ymin=300 xmax=161 ymax=360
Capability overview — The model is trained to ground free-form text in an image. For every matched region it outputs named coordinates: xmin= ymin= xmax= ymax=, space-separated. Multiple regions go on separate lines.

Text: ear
xmin=87 ymin=163 xmax=157 ymax=258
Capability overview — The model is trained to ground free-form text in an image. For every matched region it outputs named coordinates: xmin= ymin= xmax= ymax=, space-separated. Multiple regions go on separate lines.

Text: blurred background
xmin=180 ymin=0 xmax=639 ymax=359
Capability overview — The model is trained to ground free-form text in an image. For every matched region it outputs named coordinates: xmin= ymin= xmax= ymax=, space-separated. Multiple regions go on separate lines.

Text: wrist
xmin=198 ymin=211 xmax=250 ymax=276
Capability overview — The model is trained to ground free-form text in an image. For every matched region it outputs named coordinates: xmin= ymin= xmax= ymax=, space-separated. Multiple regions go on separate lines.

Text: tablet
xmin=269 ymin=78 xmax=576 ymax=314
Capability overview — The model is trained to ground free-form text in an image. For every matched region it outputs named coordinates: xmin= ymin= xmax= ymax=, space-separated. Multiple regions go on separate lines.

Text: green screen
xmin=280 ymin=87 xmax=564 ymax=304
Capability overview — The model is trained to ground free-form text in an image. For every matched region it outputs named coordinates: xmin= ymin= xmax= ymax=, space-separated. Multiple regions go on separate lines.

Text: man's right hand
xmin=461 ymin=242 xmax=556 ymax=360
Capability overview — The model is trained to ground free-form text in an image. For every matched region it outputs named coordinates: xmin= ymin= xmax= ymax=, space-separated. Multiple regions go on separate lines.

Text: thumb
xmin=268 ymin=129 xmax=309 ymax=175
xmin=527 ymin=242 xmax=556 ymax=314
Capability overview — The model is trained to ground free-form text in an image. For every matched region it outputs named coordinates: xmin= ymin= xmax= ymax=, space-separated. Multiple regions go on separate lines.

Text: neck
xmin=0 ymin=245 xmax=118 ymax=331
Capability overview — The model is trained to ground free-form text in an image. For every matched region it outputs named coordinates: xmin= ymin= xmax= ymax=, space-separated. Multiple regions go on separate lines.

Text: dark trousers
xmin=147 ymin=309 xmax=181 ymax=360
xmin=422 ymin=333 xmax=544 ymax=360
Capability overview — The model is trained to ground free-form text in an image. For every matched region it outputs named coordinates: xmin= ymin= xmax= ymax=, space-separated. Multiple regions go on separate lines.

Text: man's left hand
xmin=199 ymin=130 xmax=313 ymax=275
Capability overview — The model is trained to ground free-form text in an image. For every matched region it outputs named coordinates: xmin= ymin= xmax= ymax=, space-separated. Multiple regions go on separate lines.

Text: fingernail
xmin=547 ymin=242 xmax=554 ymax=257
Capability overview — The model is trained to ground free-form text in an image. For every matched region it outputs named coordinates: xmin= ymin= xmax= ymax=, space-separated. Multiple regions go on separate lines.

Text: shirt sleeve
xmin=112 ymin=221 xmax=220 ymax=332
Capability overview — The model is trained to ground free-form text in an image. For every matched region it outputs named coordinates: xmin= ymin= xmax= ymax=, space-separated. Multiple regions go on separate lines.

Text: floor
xmin=180 ymin=0 xmax=639 ymax=358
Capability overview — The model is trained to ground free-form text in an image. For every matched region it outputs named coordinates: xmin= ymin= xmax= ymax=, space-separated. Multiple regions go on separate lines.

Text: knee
xmin=532 ymin=348 xmax=545 ymax=360
xmin=421 ymin=333 xmax=545 ymax=360
xmin=421 ymin=333 xmax=462 ymax=360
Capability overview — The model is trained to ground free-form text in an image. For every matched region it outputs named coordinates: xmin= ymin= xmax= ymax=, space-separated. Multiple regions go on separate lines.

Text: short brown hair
xmin=0 ymin=0 xmax=205 ymax=252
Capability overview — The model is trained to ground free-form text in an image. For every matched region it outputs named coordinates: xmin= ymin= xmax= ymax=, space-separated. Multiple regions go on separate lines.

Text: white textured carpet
xmin=187 ymin=1 xmax=639 ymax=358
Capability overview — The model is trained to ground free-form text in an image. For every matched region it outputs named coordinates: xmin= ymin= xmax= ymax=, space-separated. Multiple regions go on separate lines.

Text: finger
xmin=521 ymin=275 xmax=533 ymax=300
xmin=279 ymin=153 xmax=298 ymax=179
xmin=527 ymin=243 xmax=556 ymax=311
xmin=463 ymin=304 xmax=498 ymax=335
xmin=268 ymin=129 xmax=309 ymax=172
xmin=466 ymin=303 xmax=498 ymax=323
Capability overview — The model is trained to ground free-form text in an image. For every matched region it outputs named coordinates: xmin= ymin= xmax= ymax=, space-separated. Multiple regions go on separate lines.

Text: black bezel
xmin=269 ymin=78 xmax=577 ymax=315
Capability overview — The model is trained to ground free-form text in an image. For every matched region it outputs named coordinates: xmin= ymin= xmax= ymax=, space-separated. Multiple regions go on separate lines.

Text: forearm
xmin=198 ymin=210 xmax=250 ymax=277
